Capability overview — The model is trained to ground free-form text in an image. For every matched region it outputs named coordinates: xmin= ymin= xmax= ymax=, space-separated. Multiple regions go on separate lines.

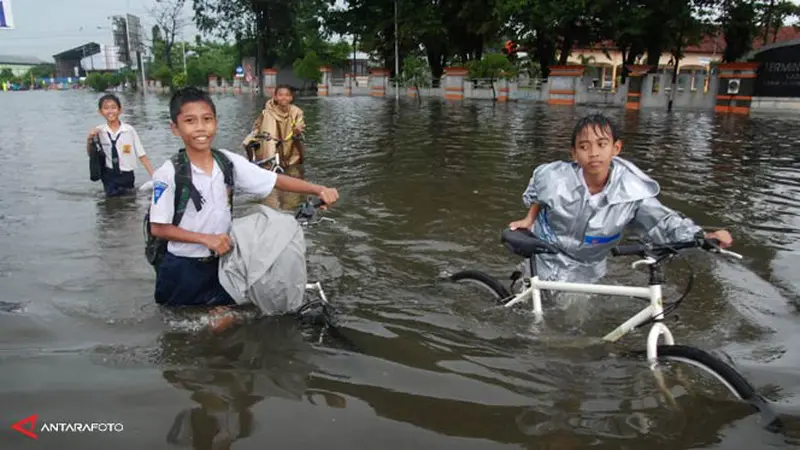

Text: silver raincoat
xmin=522 ymin=156 xmax=703 ymax=283
xmin=218 ymin=205 xmax=307 ymax=315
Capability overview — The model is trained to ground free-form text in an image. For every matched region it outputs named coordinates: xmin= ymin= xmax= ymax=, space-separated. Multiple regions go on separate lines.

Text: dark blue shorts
xmin=154 ymin=252 xmax=235 ymax=307
xmin=101 ymin=169 xmax=135 ymax=197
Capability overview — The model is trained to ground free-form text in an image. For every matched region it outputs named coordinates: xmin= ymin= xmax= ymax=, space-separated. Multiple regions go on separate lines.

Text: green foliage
xmin=0 ymin=68 xmax=14 ymax=82
xmin=466 ymin=53 xmax=517 ymax=80
xmin=183 ymin=0 xmax=799 ymax=85
xmin=153 ymin=66 xmax=174 ymax=89
xmin=85 ymin=73 xmax=121 ymax=92
xmin=293 ymin=50 xmax=323 ymax=83
xmin=399 ymin=55 xmax=430 ymax=87
xmin=172 ymin=72 xmax=188 ymax=89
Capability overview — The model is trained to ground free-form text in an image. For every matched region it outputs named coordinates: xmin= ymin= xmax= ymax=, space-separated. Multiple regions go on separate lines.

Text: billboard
xmin=0 ymin=0 xmax=15 ymax=29
xmin=753 ymin=43 xmax=800 ymax=98
xmin=111 ymin=14 xmax=144 ymax=67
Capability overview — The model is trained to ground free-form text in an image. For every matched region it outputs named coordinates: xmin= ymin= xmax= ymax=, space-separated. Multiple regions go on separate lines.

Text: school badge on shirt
xmin=153 ymin=181 xmax=168 ymax=204
xmin=122 ymin=144 xmax=132 ymax=154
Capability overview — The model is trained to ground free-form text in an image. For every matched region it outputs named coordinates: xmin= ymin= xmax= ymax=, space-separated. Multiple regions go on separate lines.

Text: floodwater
xmin=1 ymin=90 xmax=800 ymax=449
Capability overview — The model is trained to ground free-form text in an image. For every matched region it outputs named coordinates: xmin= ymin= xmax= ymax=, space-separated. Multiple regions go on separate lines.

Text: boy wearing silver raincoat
xmin=509 ymin=114 xmax=733 ymax=283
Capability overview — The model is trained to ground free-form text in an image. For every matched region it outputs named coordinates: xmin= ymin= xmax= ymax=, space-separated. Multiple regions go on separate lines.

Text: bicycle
xmin=449 ymin=228 xmax=783 ymax=431
xmin=244 ymin=131 xmax=305 ymax=174
xmin=291 ymin=196 xmax=341 ymax=343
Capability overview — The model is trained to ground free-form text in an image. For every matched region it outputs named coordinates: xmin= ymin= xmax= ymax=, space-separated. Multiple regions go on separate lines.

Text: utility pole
xmin=394 ymin=0 xmax=399 ymax=102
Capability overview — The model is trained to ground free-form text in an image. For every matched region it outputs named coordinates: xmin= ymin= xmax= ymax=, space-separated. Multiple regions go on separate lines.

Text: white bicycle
xmin=244 ymin=131 xmax=305 ymax=174
xmin=450 ymin=228 xmax=783 ymax=431
xmin=292 ymin=197 xmax=343 ymax=344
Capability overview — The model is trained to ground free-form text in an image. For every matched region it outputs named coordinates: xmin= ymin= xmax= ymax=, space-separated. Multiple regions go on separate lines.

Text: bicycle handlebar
xmin=611 ymin=238 xmax=743 ymax=260
xmin=294 ymin=196 xmax=326 ymax=221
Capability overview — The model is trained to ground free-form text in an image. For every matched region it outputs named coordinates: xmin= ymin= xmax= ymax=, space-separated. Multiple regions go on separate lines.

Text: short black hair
xmin=274 ymin=84 xmax=294 ymax=96
xmin=98 ymin=94 xmax=121 ymax=109
xmin=570 ymin=113 xmax=620 ymax=147
xmin=169 ymin=87 xmax=216 ymax=123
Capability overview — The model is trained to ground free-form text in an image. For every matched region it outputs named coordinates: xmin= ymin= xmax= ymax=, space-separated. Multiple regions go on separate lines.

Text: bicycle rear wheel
xmin=449 ymin=270 xmax=510 ymax=304
xmin=645 ymin=344 xmax=783 ymax=432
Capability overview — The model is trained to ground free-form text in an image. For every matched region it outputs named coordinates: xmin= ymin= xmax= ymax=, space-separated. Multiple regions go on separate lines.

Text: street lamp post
xmin=394 ymin=0 xmax=399 ymax=102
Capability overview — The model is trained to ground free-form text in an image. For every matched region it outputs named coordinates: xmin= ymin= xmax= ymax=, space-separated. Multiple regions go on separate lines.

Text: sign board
xmin=235 ymin=65 xmax=244 ymax=78
xmin=0 ymin=0 xmax=14 ymax=29
xmin=753 ymin=43 xmax=800 ymax=98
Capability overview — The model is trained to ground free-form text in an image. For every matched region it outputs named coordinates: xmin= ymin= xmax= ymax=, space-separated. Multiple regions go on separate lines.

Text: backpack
xmin=143 ymin=149 xmax=235 ymax=271
xmin=89 ymin=135 xmax=105 ymax=182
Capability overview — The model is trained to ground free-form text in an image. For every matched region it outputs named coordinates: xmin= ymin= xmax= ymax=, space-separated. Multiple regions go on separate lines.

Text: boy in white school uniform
xmin=86 ymin=94 xmax=155 ymax=197
xmin=148 ymin=87 xmax=339 ymax=308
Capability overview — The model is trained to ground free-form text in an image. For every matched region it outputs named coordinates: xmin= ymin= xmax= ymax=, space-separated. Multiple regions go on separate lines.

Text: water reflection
xmin=158 ymin=317 xmax=342 ymax=449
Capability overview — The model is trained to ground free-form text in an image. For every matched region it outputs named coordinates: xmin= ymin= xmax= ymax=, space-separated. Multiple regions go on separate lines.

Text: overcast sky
xmin=0 ymin=0 xmax=198 ymax=61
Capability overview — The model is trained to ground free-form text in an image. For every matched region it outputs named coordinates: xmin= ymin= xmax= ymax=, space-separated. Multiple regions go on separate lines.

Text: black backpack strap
xmin=170 ymin=150 xmax=204 ymax=227
xmin=211 ymin=149 xmax=236 ymax=212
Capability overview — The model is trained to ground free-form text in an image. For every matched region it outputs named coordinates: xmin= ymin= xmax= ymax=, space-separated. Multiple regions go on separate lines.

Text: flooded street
xmin=1 ymin=90 xmax=800 ymax=449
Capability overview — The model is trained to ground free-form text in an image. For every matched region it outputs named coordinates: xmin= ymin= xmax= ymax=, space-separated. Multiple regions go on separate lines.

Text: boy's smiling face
xmin=571 ymin=124 xmax=622 ymax=177
xmin=170 ymin=100 xmax=217 ymax=152
xmin=99 ymin=99 xmax=121 ymax=123
xmin=274 ymin=87 xmax=293 ymax=107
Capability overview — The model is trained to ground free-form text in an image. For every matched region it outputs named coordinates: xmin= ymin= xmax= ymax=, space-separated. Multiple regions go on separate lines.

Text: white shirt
xmin=95 ymin=122 xmax=147 ymax=172
xmin=149 ymin=149 xmax=278 ymax=258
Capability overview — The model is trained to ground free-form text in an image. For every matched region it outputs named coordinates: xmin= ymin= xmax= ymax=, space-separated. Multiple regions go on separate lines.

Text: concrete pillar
xmin=496 ymin=75 xmax=509 ymax=102
xmin=547 ymin=65 xmax=584 ymax=105
xmin=624 ymin=65 xmax=652 ymax=110
xmin=443 ymin=67 xmax=467 ymax=101
xmin=318 ymin=65 xmax=331 ymax=96
xmin=369 ymin=68 xmax=389 ymax=97
xmin=262 ymin=68 xmax=277 ymax=97
xmin=715 ymin=62 xmax=759 ymax=115
xmin=344 ymin=73 xmax=353 ymax=96
xmin=208 ymin=76 xmax=217 ymax=93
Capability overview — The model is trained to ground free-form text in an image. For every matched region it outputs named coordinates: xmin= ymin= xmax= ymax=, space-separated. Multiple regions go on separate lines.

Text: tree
xmin=293 ymin=50 xmax=323 ymax=87
xmin=720 ymin=0 xmax=760 ymax=62
xmin=466 ymin=53 xmax=518 ymax=101
xmin=757 ymin=0 xmax=800 ymax=44
xmin=150 ymin=0 xmax=189 ymax=69
xmin=193 ymin=0 xmax=328 ymax=88
xmin=399 ymin=54 xmax=430 ymax=100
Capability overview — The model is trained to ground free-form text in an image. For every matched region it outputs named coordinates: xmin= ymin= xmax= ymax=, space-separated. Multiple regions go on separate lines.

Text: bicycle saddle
xmin=501 ymin=228 xmax=559 ymax=258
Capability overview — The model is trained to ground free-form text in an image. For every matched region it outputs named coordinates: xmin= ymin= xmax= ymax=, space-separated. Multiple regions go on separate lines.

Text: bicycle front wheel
xmin=648 ymin=344 xmax=783 ymax=431
xmin=449 ymin=270 xmax=510 ymax=304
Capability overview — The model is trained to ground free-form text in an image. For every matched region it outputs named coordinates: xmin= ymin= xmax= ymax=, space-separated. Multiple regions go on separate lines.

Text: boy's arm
xmin=139 ymin=155 xmax=155 ymax=177
xmin=275 ymin=174 xmax=338 ymax=205
xmin=148 ymin=172 xmax=231 ymax=254
xmin=509 ymin=164 xmax=547 ymax=229
xmin=150 ymin=224 xmax=231 ymax=255
xmin=224 ymin=149 xmax=338 ymax=205
xmin=131 ymin=129 xmax=155 ymax=177
xmin=629 ymin=197 xmax=704 ymax=243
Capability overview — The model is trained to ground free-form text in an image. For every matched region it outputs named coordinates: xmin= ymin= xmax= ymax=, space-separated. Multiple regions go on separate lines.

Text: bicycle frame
xmin=253 ymin=152 xmax=283 ymax=173
xmin=503 ymin=259 xmax=673 ymax=365
xmin=305 ymin=281 xmax=330 ymax=305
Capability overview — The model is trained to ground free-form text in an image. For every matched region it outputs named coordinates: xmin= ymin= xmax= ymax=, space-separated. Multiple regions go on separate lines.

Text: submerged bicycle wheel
xmin=449 ymin=270 xmax=511 ymax=304
xmin=642 ymin=344 xmax=783 ymax=432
